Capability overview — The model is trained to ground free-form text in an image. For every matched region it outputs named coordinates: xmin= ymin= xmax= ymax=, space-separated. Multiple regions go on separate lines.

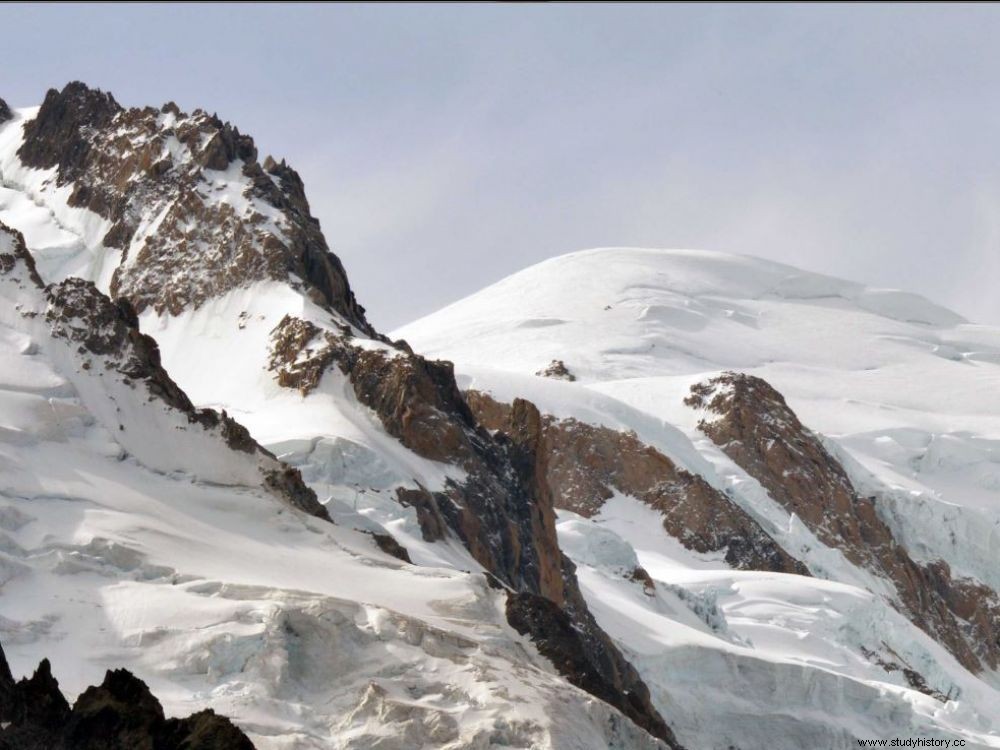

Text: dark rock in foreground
xmin=0 ymin=641 xmax=255 ymax=749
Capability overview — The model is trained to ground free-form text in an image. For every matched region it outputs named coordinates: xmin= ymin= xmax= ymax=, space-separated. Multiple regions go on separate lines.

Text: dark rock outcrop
xmin=0 ymin=641 xmax=254 ymax=750
xmin=0 ymin=97 xmax=12 ymax=125
xmin=269 ymin=315 xmax=567 ymax=599
xmin=686 ymin=371 xmax=1000 ymax=674
xmin=536 ymin=359 xmax=576 ymax=381
xmin=17 ymin=82 xmax=122 ymax=186
xmin=0 ymin=221 xmax=329 ymax=523
xmin=368 ymin=531 xmax=413 ymax=563
xmin=266 ymin=315 xmax=680 ymax=747
xmin=507 ymin=587 xmax=680 ymax=748
xmin=0 ymin=221 xmax=45 ymax=289
xmin=0 ymin=656 xmax=71 ymax=733
xmin=44 ymin=278 xmax=328 ymax=521
xmin=16 ymin=82 xmax=373 ymax=333
xmin=467 ymin=390 xmax=807 ymax=576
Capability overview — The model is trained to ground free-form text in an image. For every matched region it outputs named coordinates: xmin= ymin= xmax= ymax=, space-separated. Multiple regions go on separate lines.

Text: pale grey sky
xmin=4 ymin=4 xmax=1000 ymax=329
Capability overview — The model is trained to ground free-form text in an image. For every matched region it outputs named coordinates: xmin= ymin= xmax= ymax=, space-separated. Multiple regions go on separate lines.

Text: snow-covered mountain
xmin=1 ymin=82 xmax=998 ymax=749
xmin=0 ymin=83 xmax=672 ymax=749
xmin=398 ymin=247 xmax=1000 ymax=748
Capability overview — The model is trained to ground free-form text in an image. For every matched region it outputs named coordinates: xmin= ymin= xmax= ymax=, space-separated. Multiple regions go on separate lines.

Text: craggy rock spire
xmin=0 ymin=639 xmax=255 ymax=749
xmin=15 ymin=81 xmax=374 ymax=334
xmin=17 ymin=81 xmax=122 ymax=183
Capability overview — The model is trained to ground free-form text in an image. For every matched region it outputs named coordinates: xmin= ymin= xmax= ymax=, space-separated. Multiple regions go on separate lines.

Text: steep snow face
xmin=0 ymin=225 xmax=669 ymax=750
xmin=398 ymin=247 xmax=1000 ymax=747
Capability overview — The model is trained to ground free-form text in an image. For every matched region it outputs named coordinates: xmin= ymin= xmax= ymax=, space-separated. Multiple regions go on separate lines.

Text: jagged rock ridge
xmin=14 ymin=82 xmax=374 ymax=331
xmin=0 ymin=640 xmax=254 ymax=750
xmin=267 ymin=314 xmax=680 ymax=747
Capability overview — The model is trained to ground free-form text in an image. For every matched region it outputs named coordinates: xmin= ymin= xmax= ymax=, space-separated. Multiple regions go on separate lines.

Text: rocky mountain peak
xmin=0 ymin=97 xmax=11 ymax=124
xmin=8 ymin=82 xmax=374 ymax=334
xmin=18 ymin=82 xmax=122 ymax=179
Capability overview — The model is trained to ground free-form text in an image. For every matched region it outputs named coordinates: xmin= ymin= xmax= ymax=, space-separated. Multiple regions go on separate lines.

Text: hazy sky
xmin=4 ymin=4 xmax=1000 ymax=329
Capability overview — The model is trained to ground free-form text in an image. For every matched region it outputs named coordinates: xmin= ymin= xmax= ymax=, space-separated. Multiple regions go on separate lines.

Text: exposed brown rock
xmin=0 ymin=221 xmax=45 ymax=288
xmin=395 ymin=487 xmax=450 ymax=542
xmin=269 ymin=320 xmax=569 ymax=602
xmin=0 ymin=640 xmax=254 ymax=750
xmin=628 ymin=565 xmax=657 ymax=596
xmin=16 ymin=82 xmax=374 ymax=333
xmin=368 ymin=531 xmax=412 ymax=563
xmin=266 ymin=316 xmax=676 ymax=745
xmin=686 ymin=371 xmax=1000 ymax=673
xmin=43 ymin=278 xmax=328 ymax=520
xmin=467 ymin=390 xmax=806 ymax=575
xmin=536 ymin=359 xmax=576 ymax=381
xmin=267 ymin=315 xmax=341 ymax=395
xmin=260 ymin=466 xmax=330 ymax=520
xmin=335 ymin=342 xmax=567 ymax=603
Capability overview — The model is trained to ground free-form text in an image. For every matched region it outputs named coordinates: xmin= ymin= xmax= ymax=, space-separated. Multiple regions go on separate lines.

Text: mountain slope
xmin=0 ymin=218 xmax=669 ymax=749
xmin=5 ymin=79 xmax=999 ymax=749
xmin=397 ymin=246 xmax=1000 ymax=748
xmin=0 ymin=85 xmax=678 ymax=748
